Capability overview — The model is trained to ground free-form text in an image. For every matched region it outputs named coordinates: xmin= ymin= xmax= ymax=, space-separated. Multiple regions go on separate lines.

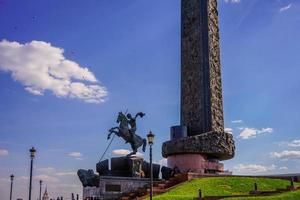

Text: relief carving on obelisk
xmin=207 ymin=0 xmax=224 ymax=133
xmin=181 ymin=0 xmax=224 ymax=135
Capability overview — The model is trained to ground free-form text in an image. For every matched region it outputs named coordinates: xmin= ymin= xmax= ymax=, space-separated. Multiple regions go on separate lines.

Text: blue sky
xmin=0 ymin=0 xmax=300 ymax=199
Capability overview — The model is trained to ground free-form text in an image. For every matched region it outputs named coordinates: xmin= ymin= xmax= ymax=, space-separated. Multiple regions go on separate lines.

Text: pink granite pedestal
xmin=167 ymin=154 xmax=224 ymax=174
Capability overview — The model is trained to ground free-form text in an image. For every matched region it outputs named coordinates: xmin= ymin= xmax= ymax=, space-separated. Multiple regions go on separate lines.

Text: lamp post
xmin=39 ymin=180 xmax=42 ymax=200
xmin=147 ymin=131 xmax=155 ymax=200
xmin=29 ymin=147 xmax=36 ymax=200
xmin=10 ymin=174 xmax=14 ymax=200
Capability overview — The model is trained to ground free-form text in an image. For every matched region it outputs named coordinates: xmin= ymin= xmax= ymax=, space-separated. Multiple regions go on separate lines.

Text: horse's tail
xmin=142 ymin=138 xmax=147 ymax=152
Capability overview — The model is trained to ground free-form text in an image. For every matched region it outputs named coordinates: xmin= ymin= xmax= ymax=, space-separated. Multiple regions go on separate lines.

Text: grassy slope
xmin=227 ymin=190 xmax=300 ymax=200
xmin=152 ymin=177 xmax=300 ymax=200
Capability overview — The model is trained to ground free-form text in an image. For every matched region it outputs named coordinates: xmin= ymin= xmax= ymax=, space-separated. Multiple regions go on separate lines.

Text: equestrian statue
xmin=108 ymin=111 xmax=147 ymax=156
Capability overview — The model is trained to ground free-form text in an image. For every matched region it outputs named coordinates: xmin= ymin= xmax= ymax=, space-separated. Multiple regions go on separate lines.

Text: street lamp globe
xmin=29 ymin=147 xmax=36 ymax=158
xmin=147 ymin=131 xmax=155 ymax=145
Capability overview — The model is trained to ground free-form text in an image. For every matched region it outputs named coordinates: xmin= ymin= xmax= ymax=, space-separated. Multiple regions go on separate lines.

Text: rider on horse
xmin=127 ymin=112 xmax=145 ymax=136
xmin=108 ymin=111 xmax=147 ymax=156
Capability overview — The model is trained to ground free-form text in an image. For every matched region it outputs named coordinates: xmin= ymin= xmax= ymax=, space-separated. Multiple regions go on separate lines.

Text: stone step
xmin=153 ymin=182 xmax=160 ymax=187
xmin=128 ymin=193 xmax=136 ymax=198
xmin=147 ymin=187 xmax=165 ymax=194
xmin=136 ymin=188 xmax=147 ymax=197
xmin=120 ymin=174 xmax=188 ymax=200
xmin=169 ymin=177 xmax=176 ymax=181
xmin=158 ymin=183 xmax=166 ymax=189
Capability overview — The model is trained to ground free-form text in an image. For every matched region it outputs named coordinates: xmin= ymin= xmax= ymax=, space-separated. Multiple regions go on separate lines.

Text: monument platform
xmin=167 ymin=154 xmax=224 ymax=173
xmin=162 ymin=131 xmax=235 ymax=160
xmin=162 ymin=131 xmax=235 ymax=173
xmin=78 ymin=156 xmax=161 ymax=199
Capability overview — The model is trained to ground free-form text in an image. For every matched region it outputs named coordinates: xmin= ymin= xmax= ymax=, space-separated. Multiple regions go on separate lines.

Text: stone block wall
xmin=83 ymin=177 xmax=149 ymax=200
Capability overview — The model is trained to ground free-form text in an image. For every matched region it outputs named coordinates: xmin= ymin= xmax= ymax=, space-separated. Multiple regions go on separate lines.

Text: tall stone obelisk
xmin=181 ymin=0 xmax=224 ymax=136
xmin=162 ymin=0 xmax=235 ymax=174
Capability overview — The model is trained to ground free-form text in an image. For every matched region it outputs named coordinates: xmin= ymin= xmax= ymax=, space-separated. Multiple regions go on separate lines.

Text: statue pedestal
xmin=81 ymin=156 xmax=161 ymax=199
xmin=111 ymin=156 xmax=143 ymax=177
xmin=96 ymin=156 xmax=160 ymax=179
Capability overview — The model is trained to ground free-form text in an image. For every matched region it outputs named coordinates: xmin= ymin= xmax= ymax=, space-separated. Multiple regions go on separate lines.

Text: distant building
xmin=42 ymin=188 xmax=49 ymax=200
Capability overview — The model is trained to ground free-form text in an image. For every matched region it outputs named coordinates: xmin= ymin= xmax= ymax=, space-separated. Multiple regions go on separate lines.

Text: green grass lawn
xmin=227 ymin=190 xmax=300 ymax=200
xmin=151 ymin=177 xmax=300 ymax=200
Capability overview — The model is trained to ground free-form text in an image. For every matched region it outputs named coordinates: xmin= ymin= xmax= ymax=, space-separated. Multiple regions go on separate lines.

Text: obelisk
xmin=181 ymin=0 xmax=224 ymax=136
xmin=162 ymin=0 xmax=235 ymax=174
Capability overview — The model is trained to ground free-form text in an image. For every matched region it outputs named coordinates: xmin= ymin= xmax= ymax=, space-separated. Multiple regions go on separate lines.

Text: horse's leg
xmin=109 ymin=127 xmax=119 ymax=132
xmin=127 ymin=143 xmax=138 ymax=157
xmin=108 ymin=127 xmax=119 ymax=139
xmin=107 ymin=132 xmax=112 ymax=140
xmin=132 ymin=143 xmax=138 ymax=155
xmin=134 ymin=136 xmax=147 ymax=152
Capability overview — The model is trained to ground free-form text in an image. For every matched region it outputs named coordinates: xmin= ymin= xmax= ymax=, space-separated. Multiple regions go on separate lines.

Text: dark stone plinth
xmin=111 ymin=157 xmax=130 ymax=171
xmin=161 ymin=166 xmax=174 ymax=180
xmin=96 ymin=159 xmax=109 ymax=176
xmin=77 ymin=169 xmax=100 ymax=187
xmin=142 ymin=161 xmax=160 ymax=179
xmin=111 ymin=156 xmax=143 ymax=177
xmin=162 ymin=131 xmax=235 ymax=160
xmin=171 ymin=125 xmax=187 ymax=140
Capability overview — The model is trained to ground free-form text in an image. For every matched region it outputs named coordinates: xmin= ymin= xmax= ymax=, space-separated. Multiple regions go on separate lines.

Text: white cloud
xmin=0 ymin=178 xmax=9 ymax=182
xmin=112 ymin=149 xmax=130 ymax=156
xmin=68 ymin=152 xmax=83 ymax=159
xmin=0 ymin=149 xmax=8 ymax=156
xmin=279 ymin=166 xmax=288 ymax=170
xmin=37 ymin=167 xmax=55 ymax=174
xmin=55 ymin=183 xmax=79 ymax=188
xmin=231 ymin=120 xmax=243 ymax=123
xmin=224 ymin=0 xmax=241 ymax=4
xmin=271 ymin=150 xmax=300 ymax=160
xmin=2 ymin=176 xmax=29 ymax=187
xmin=234 ymin=164 xmax=276 ymax=173
xmin=225 ymin=128 xmax=233 ymax=135
xmin=112 ymin=149 xmax=144 ymax=157
xmin=37 ymin=166 xmax=77 ymax=177
xmin=16 ymin=176 xmax=29 ymax=181
xmin=55 ymin=172 xmax=76 ymax=176
xmin=37 ymin=167 xmax=76 ymax=177
xmin=0 ymin=40 xmax=108 ymax=103
xmin=279 ymin=4 xmax=292 ymax=12
xmin=239 ymin=127 xmax=273 ymax=139
xmin=287 ymin=140 xmax=300 ymax=147
xmin=34 ymin=175 xmax=59 ymax=183
xmin=277 ymin=140 xmax=300 ymax=147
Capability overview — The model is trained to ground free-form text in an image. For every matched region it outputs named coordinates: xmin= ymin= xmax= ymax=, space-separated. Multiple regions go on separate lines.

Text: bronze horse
xmin=108 ymin=112 xmax=146 ymax=156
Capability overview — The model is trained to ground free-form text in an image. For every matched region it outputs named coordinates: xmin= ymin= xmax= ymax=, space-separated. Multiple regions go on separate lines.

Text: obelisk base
xmin=162 ymin=131 xmax=235 ymax=174
xmin=167 ymin=154 xmax=224 ymax=174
